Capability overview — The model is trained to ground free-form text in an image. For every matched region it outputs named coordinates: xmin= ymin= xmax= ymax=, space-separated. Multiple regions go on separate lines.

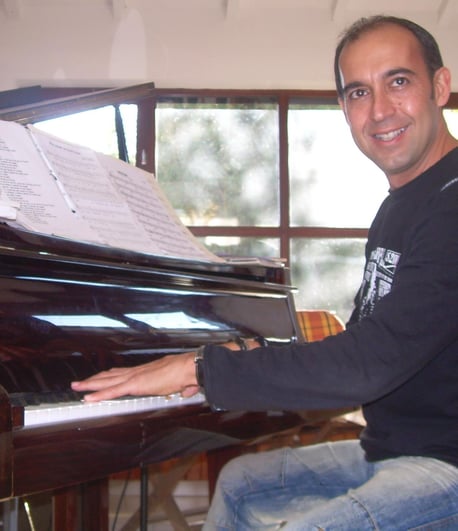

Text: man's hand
xmin=71 ymin=351 xmax=198 ymax=402
xmin=71 ymin=338 xmax=259 ymax=402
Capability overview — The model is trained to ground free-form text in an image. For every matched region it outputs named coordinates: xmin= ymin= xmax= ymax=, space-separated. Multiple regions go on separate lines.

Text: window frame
xmin=145 ymin=88 xmax=458 ymax=265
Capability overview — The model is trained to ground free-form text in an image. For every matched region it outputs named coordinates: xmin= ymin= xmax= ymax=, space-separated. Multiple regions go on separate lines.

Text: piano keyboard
xmin=23 ymin=392 xmax=207 ymax=427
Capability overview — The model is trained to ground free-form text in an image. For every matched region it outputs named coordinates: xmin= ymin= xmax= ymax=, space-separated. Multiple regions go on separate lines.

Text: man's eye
xmin=392 ymin=77 xmax=408 ymax=87
xmin=349 ymin=88 xmax=367 ymax=100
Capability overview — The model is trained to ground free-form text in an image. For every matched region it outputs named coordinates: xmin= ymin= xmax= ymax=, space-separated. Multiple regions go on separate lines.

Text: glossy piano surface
xmin=0 ymin=224 xmax=304 ymax=499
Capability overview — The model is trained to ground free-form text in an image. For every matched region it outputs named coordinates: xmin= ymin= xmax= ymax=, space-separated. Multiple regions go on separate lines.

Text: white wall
xmin=1 ymin=0 xmax=458 ymax=93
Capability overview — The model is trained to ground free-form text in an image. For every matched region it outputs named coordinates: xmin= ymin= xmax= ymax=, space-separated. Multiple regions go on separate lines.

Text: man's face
xmin=338 ymin=24 xmax=450 ymax=188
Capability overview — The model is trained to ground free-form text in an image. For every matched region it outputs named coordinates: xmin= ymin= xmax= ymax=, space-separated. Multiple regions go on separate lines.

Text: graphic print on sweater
xmin=358 ymin=246 xmax=401 ymax=319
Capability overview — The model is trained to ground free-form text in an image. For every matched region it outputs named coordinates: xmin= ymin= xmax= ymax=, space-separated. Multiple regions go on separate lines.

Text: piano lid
xmin=0 ymin=83 xmax=156 ymax=125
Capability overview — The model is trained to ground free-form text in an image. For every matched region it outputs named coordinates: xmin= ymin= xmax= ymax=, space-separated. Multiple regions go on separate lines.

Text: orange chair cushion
xmin=296 ymin=310 xmax=344 ymax=342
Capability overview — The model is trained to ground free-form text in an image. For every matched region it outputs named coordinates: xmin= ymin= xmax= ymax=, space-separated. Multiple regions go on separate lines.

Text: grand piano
xmin=0 ymin=84 xmax=307 ymax=529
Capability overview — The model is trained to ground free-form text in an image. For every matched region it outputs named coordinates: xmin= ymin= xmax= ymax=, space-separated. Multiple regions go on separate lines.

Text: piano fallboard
xmin=0 ymin=224 xmax=304 ymax=500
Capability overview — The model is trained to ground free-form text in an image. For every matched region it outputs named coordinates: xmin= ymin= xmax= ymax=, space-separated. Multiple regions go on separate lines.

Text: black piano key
xmin=9 ymin=390 xmax=85 ymax=407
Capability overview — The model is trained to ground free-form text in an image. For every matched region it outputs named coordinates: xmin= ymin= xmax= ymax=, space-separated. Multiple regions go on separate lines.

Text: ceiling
xmin=1 ymin=0 xmax=457 ymax=25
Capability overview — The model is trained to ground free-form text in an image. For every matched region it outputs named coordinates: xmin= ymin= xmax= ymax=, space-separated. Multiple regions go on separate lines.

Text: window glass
xmin=155 ymin=101 xmax=279 ymax=227
xmin=197 ymin=236 xmax=279 ymax=259
xmin=291 ymin=238 xmax=366 ymax=320
xmin=444 ymin=109 xmax=458 ymax=138
xmin=288 ymin=106 xmax=388 ymax=228
xmin=34 ymin=104 xmax=138 ymax=164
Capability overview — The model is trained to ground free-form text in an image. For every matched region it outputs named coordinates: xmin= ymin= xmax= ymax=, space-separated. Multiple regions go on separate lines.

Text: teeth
xmin=375 ymin=127 xmax=406 ymax=141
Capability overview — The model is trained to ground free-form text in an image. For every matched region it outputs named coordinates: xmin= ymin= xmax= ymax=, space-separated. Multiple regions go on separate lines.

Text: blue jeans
xmin=203 ymin=439 xmax=458 ymax=530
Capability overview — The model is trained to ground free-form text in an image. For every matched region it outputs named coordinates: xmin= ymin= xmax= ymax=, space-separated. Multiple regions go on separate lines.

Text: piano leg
xmin=82 ymin=478 xmax=109 ymax=531
xmin=53 ymin=487 xmax=77 ymax=531
xmin=53 ymin=478 xmax=108 ymax=531
xmin=140 ymin=466 xmax=148 ymax=531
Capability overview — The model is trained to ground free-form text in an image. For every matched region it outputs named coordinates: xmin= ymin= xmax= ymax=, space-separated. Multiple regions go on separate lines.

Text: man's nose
xmin=371 ymin=89 xmax=396 ymax=121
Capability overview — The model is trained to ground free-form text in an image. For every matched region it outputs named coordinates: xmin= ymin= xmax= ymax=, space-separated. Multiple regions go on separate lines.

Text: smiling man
xmin=336 ymin=20 xmax=454 ymax=191
xmin=72 ymin=15 xmax=458 ymax=530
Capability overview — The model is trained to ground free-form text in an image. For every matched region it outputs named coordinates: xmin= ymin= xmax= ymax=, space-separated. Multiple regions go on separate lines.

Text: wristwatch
xmin=194 ymin=345 xmax=206 ymax=388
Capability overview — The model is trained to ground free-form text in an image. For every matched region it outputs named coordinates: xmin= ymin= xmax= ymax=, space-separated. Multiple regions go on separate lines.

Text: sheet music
xmin=0 ymin=120 xmax=99 ymax=242
xmin=28 ymin=126 xmax=156 ymax=253
xmin=98 ymin=153 xmax=223 ymax=262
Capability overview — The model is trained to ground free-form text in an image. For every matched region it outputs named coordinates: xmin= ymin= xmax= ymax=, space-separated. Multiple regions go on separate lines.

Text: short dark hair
xmin=334 ymin=15 xmax=444 ymax=98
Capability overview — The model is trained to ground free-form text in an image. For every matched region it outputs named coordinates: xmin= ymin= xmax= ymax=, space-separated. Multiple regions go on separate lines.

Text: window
xmin=155 ymin=96 xmax=281 ymax=259
xmin=152 ymin=91 xmax=389 ymax=319
xmin=287 ymin=102 xmax=386 ymax=316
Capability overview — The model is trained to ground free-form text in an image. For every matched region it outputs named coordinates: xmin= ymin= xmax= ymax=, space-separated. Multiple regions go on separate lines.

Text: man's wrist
xmin=194 ymin=345 xmax=206 ymax=388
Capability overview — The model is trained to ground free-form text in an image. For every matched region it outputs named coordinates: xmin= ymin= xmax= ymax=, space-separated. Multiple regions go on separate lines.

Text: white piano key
xmin=23 ymin=392 xmax=206 ymax=427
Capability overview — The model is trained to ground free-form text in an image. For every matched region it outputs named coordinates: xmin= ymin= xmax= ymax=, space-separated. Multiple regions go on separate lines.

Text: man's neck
xmin=387 ymin=134 xmax=458 ymax=191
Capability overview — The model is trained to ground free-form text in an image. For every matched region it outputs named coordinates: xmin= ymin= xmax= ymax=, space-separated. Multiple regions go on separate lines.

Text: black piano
xmin=0 ymin=85 xmax=307 ymax=529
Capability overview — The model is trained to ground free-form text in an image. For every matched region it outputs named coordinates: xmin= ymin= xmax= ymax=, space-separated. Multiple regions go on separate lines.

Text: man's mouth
xmin=374 ymin=127 xmax=407 ymax=142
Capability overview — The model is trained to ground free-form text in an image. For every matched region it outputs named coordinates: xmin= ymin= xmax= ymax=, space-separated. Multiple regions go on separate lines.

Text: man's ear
xmin=433 ymin=66 xmax=452 ymax=107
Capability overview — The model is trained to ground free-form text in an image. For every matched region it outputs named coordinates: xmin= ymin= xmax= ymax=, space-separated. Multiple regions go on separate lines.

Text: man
xmin=72 ymin=15 xmax=458 ymax=530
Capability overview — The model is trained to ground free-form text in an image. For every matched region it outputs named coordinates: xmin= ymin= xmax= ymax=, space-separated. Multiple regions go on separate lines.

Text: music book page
xmin=0 ymin=120 xmax=223 ymax=262
xmin=0 ymin=120 xmax=99 ymax=242
xmin=29 ymin=126 xmax=157 ymax=253
xmin=98 ymin=152 xmax=220 ymax=262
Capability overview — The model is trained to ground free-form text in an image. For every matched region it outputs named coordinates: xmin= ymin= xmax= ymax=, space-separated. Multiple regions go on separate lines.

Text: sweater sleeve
xmin=202 ymin=184 xmax=458 ymax=412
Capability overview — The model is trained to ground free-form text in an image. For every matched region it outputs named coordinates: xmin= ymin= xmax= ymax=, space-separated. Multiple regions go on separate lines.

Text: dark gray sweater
xmin=202 ymin=148 xmax=458 ymax=468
